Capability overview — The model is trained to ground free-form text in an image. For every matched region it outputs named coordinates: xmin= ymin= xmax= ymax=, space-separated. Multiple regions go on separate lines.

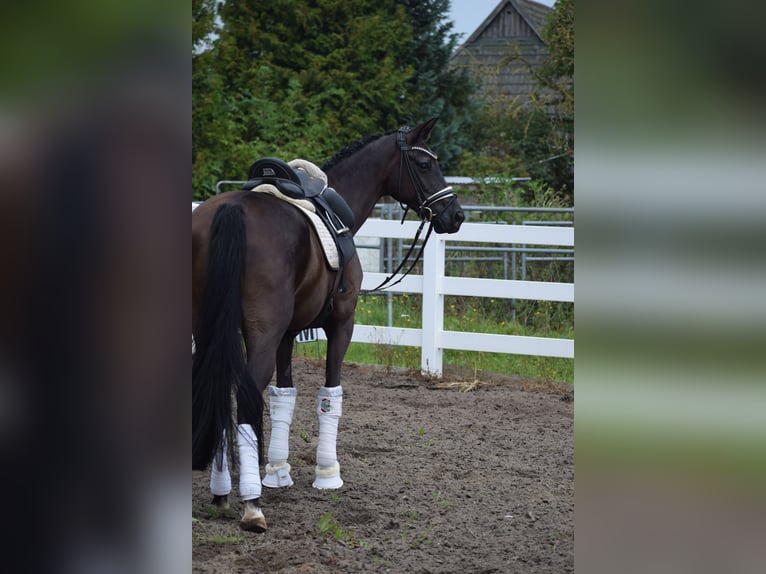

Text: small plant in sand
xmin=317 ymin=511 xmax=368 ymax=549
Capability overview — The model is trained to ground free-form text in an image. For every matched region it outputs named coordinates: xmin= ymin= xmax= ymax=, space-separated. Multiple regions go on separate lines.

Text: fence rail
xmin=317 ymin=218 xmax=574 ymax=376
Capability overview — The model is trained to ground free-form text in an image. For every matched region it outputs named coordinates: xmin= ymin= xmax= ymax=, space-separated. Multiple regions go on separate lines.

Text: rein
xmin=365 ymin=128 xmax=456 ymax=293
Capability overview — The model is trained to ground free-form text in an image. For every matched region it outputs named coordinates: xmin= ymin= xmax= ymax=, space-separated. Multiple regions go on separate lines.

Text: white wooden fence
xmin=193 ymin=202 xmax=574 ymax=377
xmin=329 ymin=218 xmax=574 ymax=376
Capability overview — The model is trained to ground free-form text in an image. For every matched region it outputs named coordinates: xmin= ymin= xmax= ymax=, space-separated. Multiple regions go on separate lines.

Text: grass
xmin=192 ymin=503 xmax=238 ymax=521
xmin=400 ymin=510 xmax=434 ymax=547
xmin=208 ymin=536 xmax=245 ymax=545
xmin=294 ymin=292 xmax=574 ymax=384
xmin=317 ymin=511 xmax=368 ymax=548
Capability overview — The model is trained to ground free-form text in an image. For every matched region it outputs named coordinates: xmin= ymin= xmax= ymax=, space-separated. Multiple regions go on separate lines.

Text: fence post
xmin=421 ymin=235 xmax=445 ymax=376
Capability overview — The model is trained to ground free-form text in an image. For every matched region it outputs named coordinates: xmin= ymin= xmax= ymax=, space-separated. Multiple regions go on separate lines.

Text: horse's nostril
xmin=455 ymin=210 xmax=465 ymax=225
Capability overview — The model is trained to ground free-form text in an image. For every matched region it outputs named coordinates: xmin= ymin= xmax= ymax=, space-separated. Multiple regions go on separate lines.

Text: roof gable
xmin=463 ymin=0 xmax=552 ymax=45
xmin=449 ymin=0 xmax=556 ymax=111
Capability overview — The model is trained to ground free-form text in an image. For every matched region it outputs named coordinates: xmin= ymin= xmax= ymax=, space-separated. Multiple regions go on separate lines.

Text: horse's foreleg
xmin=263 ymin=335 xmax=297 ymax=488
xmin=313 ymin=319 xmax=352 ymax=489
xmin=313 ymin=385 xmax=343 ymax=489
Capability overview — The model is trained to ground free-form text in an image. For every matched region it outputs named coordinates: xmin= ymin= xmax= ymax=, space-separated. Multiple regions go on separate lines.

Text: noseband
xmin=366 ymin=128 xmax=457 ymax=293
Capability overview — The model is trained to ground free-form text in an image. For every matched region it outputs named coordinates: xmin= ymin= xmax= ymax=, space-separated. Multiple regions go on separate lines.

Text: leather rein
xmin=365 ymin=128 xmax=457 ymax=293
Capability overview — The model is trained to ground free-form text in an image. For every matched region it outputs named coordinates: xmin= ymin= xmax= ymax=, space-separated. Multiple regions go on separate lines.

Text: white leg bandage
xmin=313 ymin=386 xmax=343 ymax=489
xmin=210 ymin=431 xmax=231 ymax=496
xmin=262 ymin=386 xmax=297 ymax=488
xmin=236 ymin=424 xmax=261 ymax=501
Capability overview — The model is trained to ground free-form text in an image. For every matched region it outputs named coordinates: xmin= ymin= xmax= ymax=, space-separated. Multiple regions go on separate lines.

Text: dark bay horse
xmin=192 ymin=118 xmax=464 ymax=532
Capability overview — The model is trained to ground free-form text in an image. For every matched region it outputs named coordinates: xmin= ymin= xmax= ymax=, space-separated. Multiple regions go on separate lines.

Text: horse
xmin=192 ymin=118 xmax=464 ymax=533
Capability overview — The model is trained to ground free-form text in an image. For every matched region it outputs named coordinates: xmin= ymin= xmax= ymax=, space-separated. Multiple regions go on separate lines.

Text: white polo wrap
xmin=209 ymin=431 xmax=231 ymax=496
xmin=313 ymin=386 xmax=343 ymax=489
xmin=262 ymin=386 xmax=297 ymax=488
xmin=236 ymin=423 xmax=261 ymax=500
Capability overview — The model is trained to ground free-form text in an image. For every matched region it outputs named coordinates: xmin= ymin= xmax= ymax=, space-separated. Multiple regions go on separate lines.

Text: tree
xmin=398 ymin=0 xmax=478 ymax=169
xmin=192 ymin=0 xmax=480 ymax=199
xmin=538 ymin=0 xmax=574 ymax=121
xmin=192 ymin=0 xmax=217 ymax=53
xmin=454 ymin=0 xmax=574 ymax=201
xmin=217 ymin=0 xmax=414 ymax=142
xmin=533 ymin=0 xmax=574 ymax=197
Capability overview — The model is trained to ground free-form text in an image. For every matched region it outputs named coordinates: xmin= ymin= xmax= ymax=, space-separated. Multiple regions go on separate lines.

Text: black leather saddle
xmin=243 ymin=157 xmax=355 ymax=232
xmin=243 ymin=156 xmax=357 ymax=293
xmin=244 ymin=157 xmax=326 ymax=199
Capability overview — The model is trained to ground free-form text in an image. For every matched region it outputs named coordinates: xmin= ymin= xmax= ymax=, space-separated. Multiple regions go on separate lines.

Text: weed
xmin=412 ymin=426 xmax=432 ymax=447
xmin=192 ymin=503 xmax=238 ymax=521
xmin=208 ymin=536 xmax=244 ymax=544
xmin=327 ymin=492 xmax=343 ymax=503
xmin=432 ymin=491 xmax=449 ymax=507
xmin=400 ymin=510 xmax=434 ymax=547
xmin=317 ymin=511 xmax=368 ymax=549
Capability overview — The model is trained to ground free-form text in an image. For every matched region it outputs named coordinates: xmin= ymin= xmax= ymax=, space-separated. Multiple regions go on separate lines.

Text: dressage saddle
xmin=244 ymin=157 xmax=355 ymax=232
xmin=243 ymin=158 xmax=356 ymax=292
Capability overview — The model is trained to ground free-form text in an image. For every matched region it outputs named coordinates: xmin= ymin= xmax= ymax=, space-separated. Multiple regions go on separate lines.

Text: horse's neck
xmin=327 ymin=149 xmax=390 ymax=235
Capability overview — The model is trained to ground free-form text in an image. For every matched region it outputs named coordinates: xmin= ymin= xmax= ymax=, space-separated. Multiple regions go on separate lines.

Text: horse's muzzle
xmin=432 ymin=200 xmax=465 ymax=234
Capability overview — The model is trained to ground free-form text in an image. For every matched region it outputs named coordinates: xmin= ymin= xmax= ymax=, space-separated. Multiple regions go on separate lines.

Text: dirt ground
xmin=192 ymin=357 xmax=573 ymax=573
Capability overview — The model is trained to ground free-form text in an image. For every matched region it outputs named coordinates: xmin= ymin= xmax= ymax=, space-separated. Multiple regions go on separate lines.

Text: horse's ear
xmin=411 ymin=117 xmax=439 ymax=143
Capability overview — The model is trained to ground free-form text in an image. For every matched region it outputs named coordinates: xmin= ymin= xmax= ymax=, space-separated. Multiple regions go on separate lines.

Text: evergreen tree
xmin=192 ymin=0 xmax=479 ymax=198
xmin=192 ymin=0 xmax=217 ymax=52
xmin=215 ymin=0 xmax=413 ymax=148
xmin=398 ymin=0 xmax=478 ymax=170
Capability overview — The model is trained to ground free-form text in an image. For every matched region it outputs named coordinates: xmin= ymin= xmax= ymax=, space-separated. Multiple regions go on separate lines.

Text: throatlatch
xmin=313 ymin=386 xmax=344 ymax=489
xmin=262 ymin=386 xmax=297 ymax=488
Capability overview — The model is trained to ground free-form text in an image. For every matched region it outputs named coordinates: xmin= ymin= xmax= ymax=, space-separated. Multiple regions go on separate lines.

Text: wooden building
xmin=450 ymin=0 xmax=553 ymax=108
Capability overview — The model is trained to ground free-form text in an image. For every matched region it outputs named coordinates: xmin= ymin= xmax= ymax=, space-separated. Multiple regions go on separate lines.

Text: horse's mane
xmin=321 ymin=129 xmax=398 ymax=171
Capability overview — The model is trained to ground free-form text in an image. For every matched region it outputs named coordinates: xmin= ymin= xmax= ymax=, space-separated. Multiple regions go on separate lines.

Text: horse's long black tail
xmin=192 ymin=202 xmax=264 ymax=471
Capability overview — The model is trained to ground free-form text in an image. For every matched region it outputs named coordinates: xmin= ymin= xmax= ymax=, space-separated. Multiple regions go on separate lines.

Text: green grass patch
xmin=295 ymin=292 xmax=573 ymax=384
xmin=317 ymin=512 xmax=368 ymax=548
xmin=208 ymin=536 xmax=245 ymax=544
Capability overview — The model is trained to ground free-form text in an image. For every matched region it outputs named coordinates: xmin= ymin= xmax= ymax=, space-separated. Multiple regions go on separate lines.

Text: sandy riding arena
xmin=192 ymin=357 xmax=573 ymax=573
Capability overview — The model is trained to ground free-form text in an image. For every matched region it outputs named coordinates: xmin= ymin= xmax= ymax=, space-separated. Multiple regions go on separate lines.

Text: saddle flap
xmin=320 ymin=187 xmax=356 ymax=230
xmin=295 ymin=169 xmax=327 ymax=198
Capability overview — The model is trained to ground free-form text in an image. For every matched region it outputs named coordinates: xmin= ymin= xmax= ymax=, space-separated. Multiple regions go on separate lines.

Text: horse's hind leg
xmin=236 ymin=396 xmax=268 ymax=533
xmin=210 ymin=430 xmax=231 ymax=508
xmin=262 ymin=334 xmax=297 ymax=488
xmin=236 ymin=329 xmax=286 ymax=533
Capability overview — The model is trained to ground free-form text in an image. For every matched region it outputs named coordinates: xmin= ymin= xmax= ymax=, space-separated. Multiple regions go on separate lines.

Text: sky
xmin=447 ymin=0 xmax=557 ymax=43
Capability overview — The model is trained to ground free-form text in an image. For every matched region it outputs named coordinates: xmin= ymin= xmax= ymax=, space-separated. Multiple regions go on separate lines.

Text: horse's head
xmin=392 ymin=118 xmax=464 ymax=234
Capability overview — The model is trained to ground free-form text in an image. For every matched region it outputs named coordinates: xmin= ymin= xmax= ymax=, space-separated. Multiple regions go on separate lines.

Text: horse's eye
xmin=418 ymin=160 xmax=431 ymax=170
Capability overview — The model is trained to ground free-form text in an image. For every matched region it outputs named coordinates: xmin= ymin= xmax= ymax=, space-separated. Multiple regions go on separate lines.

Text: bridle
xmin=395 ymin=128 xmax=457 ymax=223
xmin=366 ymin=127 xmax=457 ymax=292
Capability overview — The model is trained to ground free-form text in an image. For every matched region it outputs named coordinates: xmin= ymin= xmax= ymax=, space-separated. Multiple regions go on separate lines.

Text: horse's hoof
xmin=313 ymin=462 xmax=343 ymax=490
xmin=211 ymin=494 xmax=230 ymax=509
xmin=239 ymin=500 xmax=267 ymax=533
xmin=240 ymin=516 xmax=268 ymax=533
xmin=262 ymin=463 xmax=294 ymax=488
